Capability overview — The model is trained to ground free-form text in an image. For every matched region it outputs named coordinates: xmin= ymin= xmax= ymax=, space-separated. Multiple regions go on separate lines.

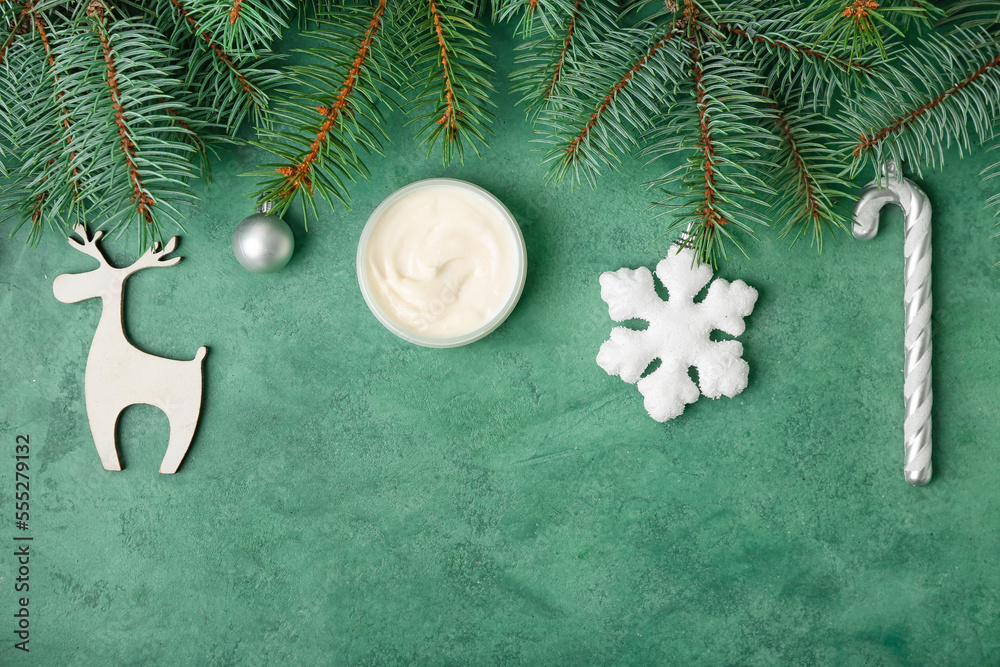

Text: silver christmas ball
xmin=233 ymin=210 xmax=295 ymax=273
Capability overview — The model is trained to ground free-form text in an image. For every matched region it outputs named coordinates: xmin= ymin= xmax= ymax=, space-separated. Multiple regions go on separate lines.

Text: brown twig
xmin=89 ymin=2 xmax=156 ymax=223
xmin=768 ymin=96 xmax=821 ymax=222
xmin=854 ymin=51 xmax=1000 ymax=157
xmin=691 ymin=46 xmax=726 ymax=228
xmin=31 ymin=191 xmax=47 ymax=225
xmin=4 ymin=2 xmax=43 ymax=223
xmin=275 ymin=0 xmax=386 ymax=196
xmin=0 ymin=3 xmax=31 ymax=65
xmin=34 ymin=11 xmax=80 ymax=188
xmin=163 ymin=101 xmax=205 ymax=154
xmin=229 ymin=0 xmax=243 ymax=24
xmin=842 ymin=0 xmax=878 ymax=22
xmin=429 ymin=0 xmax=459 ymax=137
xmin=170 ymin=0 xmax=253 ymax=95
xmin=543 ymin=0 xmax=581 ymax=103
xmin=716 ymin=22 xmax=874 ymax=75
xmin=26 ymin=6 xmax=80 ymax=224
xmin=563 ymin=27 xmax=681 ymax=161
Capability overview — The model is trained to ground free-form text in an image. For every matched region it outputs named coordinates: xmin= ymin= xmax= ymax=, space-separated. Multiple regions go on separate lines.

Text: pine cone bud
xmin=86 ymin=0 xmax=106 ymax=20
xmin=9 ymin=17 xmax=30 ymax=35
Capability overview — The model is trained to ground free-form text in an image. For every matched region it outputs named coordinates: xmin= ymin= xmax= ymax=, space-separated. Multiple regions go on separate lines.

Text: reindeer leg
xmin=159 ymin=393 xmax=203 ymax=475
xmin=88 ymin=402 xmax=123 ymax=471
xmin=160 ymin=348 xmax=206 ymax=474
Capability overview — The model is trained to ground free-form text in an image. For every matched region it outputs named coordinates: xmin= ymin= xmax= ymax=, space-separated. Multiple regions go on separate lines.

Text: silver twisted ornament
xmin=853 ymin=161 xmax=932 ymax=486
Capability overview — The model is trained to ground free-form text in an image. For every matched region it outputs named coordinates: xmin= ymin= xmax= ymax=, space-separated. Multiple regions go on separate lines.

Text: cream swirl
xmin=364 ymin=184 xmax=520 ymax=339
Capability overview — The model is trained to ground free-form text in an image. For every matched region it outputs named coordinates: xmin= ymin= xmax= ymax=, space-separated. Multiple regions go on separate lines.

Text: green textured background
xmin=2 ymin=25 xmax=1000 ymax=666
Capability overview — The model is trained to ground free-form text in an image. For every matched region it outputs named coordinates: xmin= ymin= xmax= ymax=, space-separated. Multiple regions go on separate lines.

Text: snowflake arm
xmin=653 ymin=250 xmax=715 ymax=303
xmin=691 ymin=339 xmax=749 ymax=400
xmin=636 ymin=359 xmax=701 ymax=422
xmin=599 ymin=265 xmax=662 ymax=322
xmin=599 ymin=325 xmax=658 ymax=384
xmin=699 ymin=274 xmax=757 ymax=337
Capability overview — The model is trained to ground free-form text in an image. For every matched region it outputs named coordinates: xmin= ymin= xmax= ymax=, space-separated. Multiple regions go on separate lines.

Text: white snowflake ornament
xmin=597 ymin=243 xmax=758 ymax=422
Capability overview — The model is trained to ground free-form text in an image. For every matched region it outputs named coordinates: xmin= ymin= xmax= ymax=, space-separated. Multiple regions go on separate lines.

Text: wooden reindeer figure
xmin=53 ymin=225 xmax=207 ymax=474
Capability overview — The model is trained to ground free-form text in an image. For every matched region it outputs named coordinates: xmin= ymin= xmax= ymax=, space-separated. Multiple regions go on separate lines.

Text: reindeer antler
xmin=127 ymin=236 xmax=181 ymax=274
xmin=67 ymin=225 xmax=109 ymax=267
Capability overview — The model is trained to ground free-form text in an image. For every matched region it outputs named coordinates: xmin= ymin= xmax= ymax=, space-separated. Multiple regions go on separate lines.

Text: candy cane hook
xmin=853 ymin=161 xmax=932 ymax=486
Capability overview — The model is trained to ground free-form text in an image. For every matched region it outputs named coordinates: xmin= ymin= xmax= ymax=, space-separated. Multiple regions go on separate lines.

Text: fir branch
xmin=0 ymin=21 xmax=31 ymax=217
xmin=705 ymin=2 xmax=886 ymax=109
xmin=853 ymin=53 xmax=1000 ymax=158
xmin=164 ymin=103 xmax=204 ymax=153
xmin=27 ymin=13 xmax=55 ymax=225
xmin=24 ymin=8 xmax=81 ymax=234
xmin=430 ymin=0 xmax=460 ymax=138
xmin=506 ymin=0 xmax=616 ymax=114
xmin=540 ymin=24 xmax=686 ymax=185
xmin=164 ymin=0 xmax=280 ymax=131
xmin=529 ymin=1 xmax=885 ymax=262
xmin=545 ymin=0 xmax=580 ymax=101
xmin=715 ymin=21 xmax=872 ymax=75
xmin=7 ymin=0 xmax=995 ymax=260
xmin=294 ymin=0 xmax=331 ymax=30
xmin=33 ymin=9 xmax=77 ymax=187
xmin=49 ymin=6 xmax=199 ymax=248
xmin=30 ymin=192 xmax=47 ymax=226
xmin=771 ymin=102 xmax=819 ymax=226
xmin=566 ymin=29 xmax=679 ymax=159
xmin=170 ymin=0 xmax=251 ymax=92
xmin=404 ymin=0 xmax=496 ymax=163
xmin=161 ymin=98 xmax=225 ymax=179
xmin=184 ymin=0 xmax=291 ymax=52
xmin=0 ymin=5 xmax=83 ymax=242
xmin=274 ymin=0 xmax=385 ymax=201
xmin=643 ymin=41 xmax=777 ymax=265
xmin=935 ymin=4 xmax=1000 ymax=225
xmin=90 ymin=4 xmax=156 ymax=223
xmin=492 ymin=0 xmax=533 ymax=33
xmin=941 ymin=1 xmax=1000 ymax=32
xmin=766 ymin=92 xmax=850 ymax=250
xmin=248 ymin=1 xmax=394 ymax=222
xmin=804 ymin=0 xmax=936 ymax=63
xmin=496 ymin=0 xmax=592 ymax=41
xmin=844 ymin=28 xmax=1000 ymax=175
xmin=690 ymin=45 xmax=723 ymax=232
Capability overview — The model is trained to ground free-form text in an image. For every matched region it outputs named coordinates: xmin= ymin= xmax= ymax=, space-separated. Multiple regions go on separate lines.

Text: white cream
xmin=364 ymin=184 xmax=520 ymax=339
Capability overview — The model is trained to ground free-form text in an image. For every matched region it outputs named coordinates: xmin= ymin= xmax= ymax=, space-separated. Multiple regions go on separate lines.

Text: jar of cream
xmin=357 ymin=179 xmax=527 ymax=348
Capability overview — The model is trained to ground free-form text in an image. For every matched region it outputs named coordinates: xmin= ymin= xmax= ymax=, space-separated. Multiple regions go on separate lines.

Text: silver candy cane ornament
xmin=853 ymin=161 xmax=932 ymax=486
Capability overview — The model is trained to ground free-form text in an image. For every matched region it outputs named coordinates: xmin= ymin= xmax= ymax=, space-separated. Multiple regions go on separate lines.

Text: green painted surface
xmin=2 ymin=26 xmax=1000 ymax=667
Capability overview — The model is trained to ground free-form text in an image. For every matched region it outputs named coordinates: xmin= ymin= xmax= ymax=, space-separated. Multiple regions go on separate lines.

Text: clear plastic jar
xmin=356 ymin=178 xmax=527 ymax=348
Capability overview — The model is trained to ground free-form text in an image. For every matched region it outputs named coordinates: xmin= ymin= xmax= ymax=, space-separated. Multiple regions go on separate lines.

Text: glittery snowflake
xmin=597 ymin=244 xmax=758 ymax=422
